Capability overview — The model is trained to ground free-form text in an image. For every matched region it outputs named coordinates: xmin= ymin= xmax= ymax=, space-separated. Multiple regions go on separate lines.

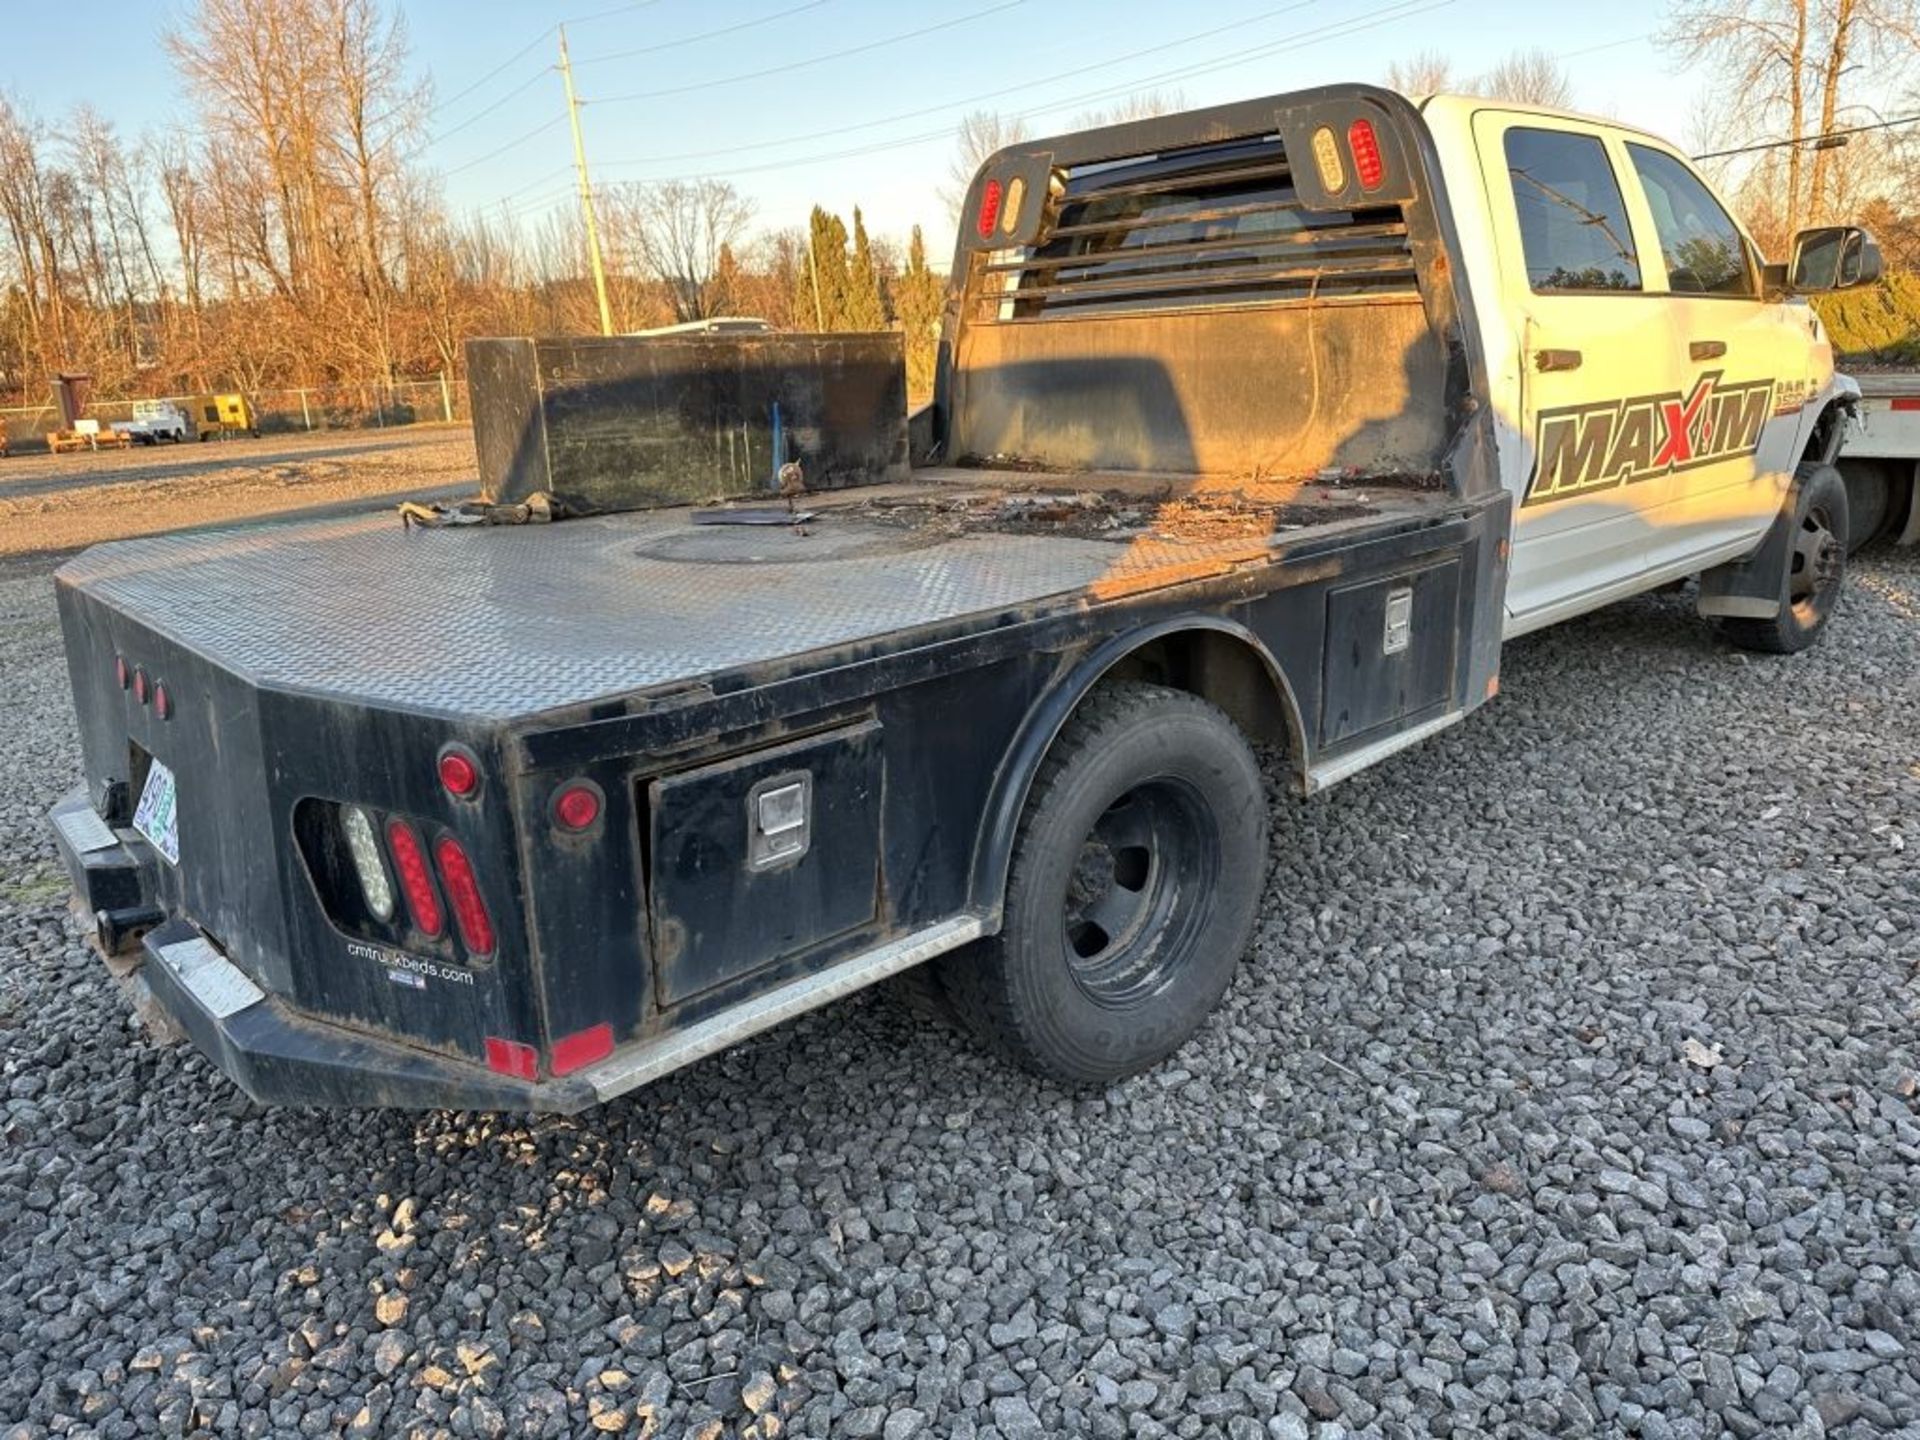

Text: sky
xmin=10 ymin=0 xmax=1712 ymax=256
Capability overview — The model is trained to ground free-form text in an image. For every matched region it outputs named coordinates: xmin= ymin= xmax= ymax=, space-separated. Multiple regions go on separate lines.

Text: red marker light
xmin=385 ymin=819 xmax=444 ymax=938
xmin=1348 ymin=119 xmax=1384 ymax=192
xmin=434 ymin=835 xmax=496 ymax=957
xmin=550 ymin=1022 xmax=614 ymax=1076
xmin=553 ymin=781 xmax=602 ymax=833
xmin=485 ymin=1036 xmax=539 ymax=1081
xmin=977 ymin=178 xmax=1003 ymax=239
xmin=115 ymin=656 xmax=129 ymax=690
xmin=153 ymin=683 xmax=171 ymax=721
xmin=133 ymin=669 xmax=149 ymax=705
xmin=438 ymin=748 xmax=480 ymax=799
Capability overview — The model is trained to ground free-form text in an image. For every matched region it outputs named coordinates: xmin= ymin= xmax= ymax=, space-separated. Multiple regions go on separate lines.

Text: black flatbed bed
xmin=58 ymin=468 xmax=1458 ymax=723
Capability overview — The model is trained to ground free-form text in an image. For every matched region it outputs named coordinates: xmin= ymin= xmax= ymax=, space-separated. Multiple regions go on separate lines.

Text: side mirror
xmin=1786 ymin=225 xmax=1884 ymax=293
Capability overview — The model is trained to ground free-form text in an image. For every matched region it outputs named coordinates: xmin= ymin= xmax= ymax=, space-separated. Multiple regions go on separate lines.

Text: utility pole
xmin=558 ymin=26 xmax=614 ymax=337
xmin=805 ymin=224 xmax=826 ymax=331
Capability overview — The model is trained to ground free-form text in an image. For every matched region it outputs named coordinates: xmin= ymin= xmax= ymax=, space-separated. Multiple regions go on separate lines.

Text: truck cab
xmin=1420 ymin=97 xmax=1865 ymax=635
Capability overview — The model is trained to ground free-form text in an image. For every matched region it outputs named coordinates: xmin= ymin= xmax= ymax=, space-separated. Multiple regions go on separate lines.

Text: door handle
xmin=1690 ymin=339 xmax=1727 ymax=361
xmin=1534 ymin=348 xmax=1582 ymax=373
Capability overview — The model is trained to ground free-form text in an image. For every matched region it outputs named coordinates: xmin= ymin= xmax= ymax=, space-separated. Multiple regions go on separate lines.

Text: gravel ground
xmin=1 ymin=544 xmax=1916 ymax=1439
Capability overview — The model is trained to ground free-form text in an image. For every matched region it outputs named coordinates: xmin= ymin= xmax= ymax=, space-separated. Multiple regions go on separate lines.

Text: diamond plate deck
xmin=59 ymin=477 xmax=1442 ymax=721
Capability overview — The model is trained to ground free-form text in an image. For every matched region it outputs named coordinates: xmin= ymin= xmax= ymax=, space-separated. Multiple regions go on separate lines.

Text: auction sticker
xmin=133 ymin=760 xmax=180 ymax=865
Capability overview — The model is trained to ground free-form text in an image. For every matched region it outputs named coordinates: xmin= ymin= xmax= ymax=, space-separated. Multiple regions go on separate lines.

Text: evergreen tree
xmin=794 ymin=206 xmax=853 ymax=330
xmin=895 ymin=224 xmax=948 ymax=400
xmin=710 ymin=242 xmax=743 ymax=318
xmin=845 ymin=207 xmax=889 ymax=331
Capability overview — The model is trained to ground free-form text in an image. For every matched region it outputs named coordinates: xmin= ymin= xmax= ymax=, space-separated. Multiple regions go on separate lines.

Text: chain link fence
xmin=1 ymin=376 xmax=464 ymax=451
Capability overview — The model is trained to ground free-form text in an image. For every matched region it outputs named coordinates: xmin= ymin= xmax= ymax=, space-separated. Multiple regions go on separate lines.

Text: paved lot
xmin=0 ymin=427 xmax=475 ymax=558
xmin=0 ymin=541 xmax=1915 ymax=1439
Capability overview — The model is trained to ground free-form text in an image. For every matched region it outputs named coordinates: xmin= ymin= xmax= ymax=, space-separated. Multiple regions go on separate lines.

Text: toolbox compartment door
xmin=1320 ymin=561 xmax=1461 ymax=747
xmin=647 ymin=722 xmax=883 ymax=1006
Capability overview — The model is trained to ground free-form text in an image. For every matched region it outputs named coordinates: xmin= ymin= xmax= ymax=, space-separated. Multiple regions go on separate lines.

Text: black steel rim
xmin=1789 ymin=500 xmax=1843 ymax=623
xmin=1061 ymin=777 xmax=1220 ymax=1009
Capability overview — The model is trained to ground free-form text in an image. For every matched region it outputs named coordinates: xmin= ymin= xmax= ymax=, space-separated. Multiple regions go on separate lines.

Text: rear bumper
xmin=49 ymin=786 xmax=596 ymax=1113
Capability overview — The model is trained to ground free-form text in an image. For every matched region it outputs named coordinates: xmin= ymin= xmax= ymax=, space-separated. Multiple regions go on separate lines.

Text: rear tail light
xmin=550 ymin=1022 xmax=614 ymax=1075
xmin=385 ymin=819 xmax=443 ymax=938
xmin=433 ymin=835 xmax=496 ymax=957
xmin=1348 ymin=118 xmax=1384 ymax=192
xmin=977 ymin=177 xmax=1003 ymax=239
xmin=485 ymin=1036 xmax=539 ymax=1081
xmin=115 ymin=656 xmax=129 ymax=689
xmin=133 ymin=668 xmax=149 ymax=705
xmin=153 ymin=683 xmax=172 ymax=721
xmin=340 ymin=806 xmax=395 ymax=921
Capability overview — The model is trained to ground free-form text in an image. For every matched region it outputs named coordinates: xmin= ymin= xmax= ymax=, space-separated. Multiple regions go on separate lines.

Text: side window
xmin=1626 ymin=144 xmax=1755 ymax=297
xmin=1503 ymin=128 xmax=1642 ymax=294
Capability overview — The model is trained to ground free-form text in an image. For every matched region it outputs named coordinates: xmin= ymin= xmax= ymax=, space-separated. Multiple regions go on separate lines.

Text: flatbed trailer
xmin=50 ymin=85 xmax=1881 ymax=1112
xmin=1834 ymin=371 xmax=1920 ymax=548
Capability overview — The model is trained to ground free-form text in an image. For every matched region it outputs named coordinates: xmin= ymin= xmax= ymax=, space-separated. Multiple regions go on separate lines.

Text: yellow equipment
xmin=190 ymin=393 xmax=259 ymax=440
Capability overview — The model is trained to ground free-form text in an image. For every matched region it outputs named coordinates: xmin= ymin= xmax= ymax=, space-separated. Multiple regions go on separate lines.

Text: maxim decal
xmin=1526 ymin=371 xmax=1775 ymax=507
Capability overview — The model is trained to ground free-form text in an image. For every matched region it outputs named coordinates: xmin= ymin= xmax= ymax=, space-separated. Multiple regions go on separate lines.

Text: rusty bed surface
xmin=58 ymin=470 xmax=1458 ymax=722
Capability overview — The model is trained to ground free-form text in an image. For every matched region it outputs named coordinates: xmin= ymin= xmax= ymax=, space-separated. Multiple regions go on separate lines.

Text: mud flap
xmin=1696 ymin=481 xmax=1802 ymax=621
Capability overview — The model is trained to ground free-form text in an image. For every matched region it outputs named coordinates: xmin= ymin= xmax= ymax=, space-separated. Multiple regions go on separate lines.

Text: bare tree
xmin=1385 ymin=50 xmax=1456 ymax=94
xmin=941 ymin=110 xmax=1030 ymax=221
xmin=1072 ymin=89 xmax=1185 ymax=129
xmin=1477 ymin=49 xmax=1575 ymax=107
xmin=604 ymin=180 xmax=753 ymax=324
xmin=1666 ymin=1 xmax=1815 ymax=222
xmin=1668 ymin=0 xmax=1917 ymax=226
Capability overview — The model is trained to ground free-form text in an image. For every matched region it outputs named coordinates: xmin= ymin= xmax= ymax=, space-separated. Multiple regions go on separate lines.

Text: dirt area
xmin=0 ymin=426 xmax=476 ymax=558
xmin=840 ymin=475 xmax=1393 ymax=545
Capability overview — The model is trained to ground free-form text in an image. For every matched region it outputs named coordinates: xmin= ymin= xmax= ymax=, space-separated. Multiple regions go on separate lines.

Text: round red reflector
xmin=438 ymin=749 xmax=479 ymax=798
xmin=553 ymin=782 xmax=602 ymax=832
xmin=115 ymin=656 xmax=129 ymax=690
xmin=133 ymin=669 xmax=149 ymax=704
xmin=153 ymin=683 xmax=171 ymax=721
xmin=976 ymin=177 xmax=1003 ymax=239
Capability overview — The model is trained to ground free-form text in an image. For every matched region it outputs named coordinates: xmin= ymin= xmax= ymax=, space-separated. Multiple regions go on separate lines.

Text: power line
xmin=589 ymin=0 xmax=1025 ymax=105
xmin=590 ymin=0 xmax=1452 ymax=184
xmin=440 ymin=115 xmax=567 ymax=178
xmin=463 ymin=0 xmax=1443 ymax=220
xmin=1554 ymin=33 xmax=1650 ymax=60
xmin=425 ymin=28 xmax=554 ymax=121
xmin=1694 ymin=113 xmax=1920 ymax=160
xmin=581 ymin=0 xmax=834 ymax=66
xmin=584 ymin=0 xmax=1323 ymax=172
xmin=413 ymin=0 xmax=669 ymax=149
xmin=423 ymin=67 xmax=555 ymax=151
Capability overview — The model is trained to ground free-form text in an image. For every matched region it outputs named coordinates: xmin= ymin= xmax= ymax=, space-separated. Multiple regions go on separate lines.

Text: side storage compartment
xmin=1320 ymin=560 xmax=1461 ymax=746
xmin=647 ymin=721 xmax=883 ymax=1006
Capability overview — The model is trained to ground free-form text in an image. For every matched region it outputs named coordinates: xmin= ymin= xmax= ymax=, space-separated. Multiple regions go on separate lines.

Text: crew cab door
xmin=1614 ymin=140 xmax=1810 ymax=562
xmin=1473 ymin=113 xmax=1686 ymax=629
